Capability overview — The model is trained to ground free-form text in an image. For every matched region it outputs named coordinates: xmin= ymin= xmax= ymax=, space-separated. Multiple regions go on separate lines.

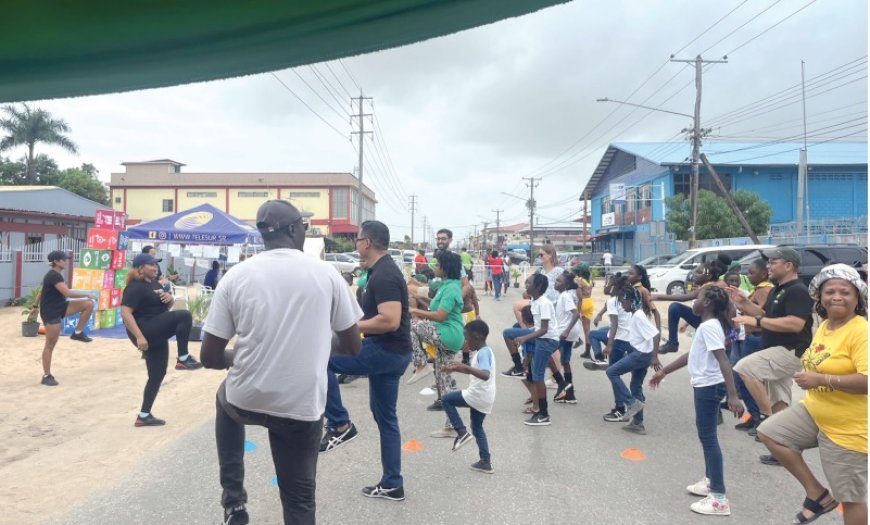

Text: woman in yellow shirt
xmin=757 ymin=264 xmax=867 ymax=525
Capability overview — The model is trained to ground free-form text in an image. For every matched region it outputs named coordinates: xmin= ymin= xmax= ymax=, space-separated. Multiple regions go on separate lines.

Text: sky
xmin=14 ymin=0 xmax=869 ymax=243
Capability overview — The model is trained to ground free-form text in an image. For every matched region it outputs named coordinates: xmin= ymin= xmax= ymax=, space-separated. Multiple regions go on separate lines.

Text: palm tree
xmin=0 ymin=103 xmax=78 ymax=184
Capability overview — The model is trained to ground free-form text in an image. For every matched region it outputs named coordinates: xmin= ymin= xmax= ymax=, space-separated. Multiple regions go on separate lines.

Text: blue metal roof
xmin=611 ymin=141 xmax=867 ymax=166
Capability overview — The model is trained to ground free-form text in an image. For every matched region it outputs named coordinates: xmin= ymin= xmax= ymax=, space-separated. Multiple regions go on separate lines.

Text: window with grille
xmin=186 ymin=191 xmax=217 ymax=198
xmin=238 ymin=191 xmax=269 ymax=198
xmin=162 ymin=199 xmax=174 ymax=212
xmin=288 ymin=191 xmax=321 ymax=198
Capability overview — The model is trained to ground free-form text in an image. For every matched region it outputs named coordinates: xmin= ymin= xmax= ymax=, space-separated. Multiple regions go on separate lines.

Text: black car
xmin=737 ymin=244 xmax=868 ymax=285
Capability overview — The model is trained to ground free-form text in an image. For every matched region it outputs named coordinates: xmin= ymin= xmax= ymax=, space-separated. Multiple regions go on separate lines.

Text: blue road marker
xmin=244 ymin=440 xmax=257 ymax=452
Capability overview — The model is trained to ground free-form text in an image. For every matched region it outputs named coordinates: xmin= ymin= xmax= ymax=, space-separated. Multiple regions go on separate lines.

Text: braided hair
xmin=702 ymin=286 xmax=734 ymax=336
xmin=617 ymin=284 xmax=644 ymax=315
xmin=630 ymin=264 xmax=653 ymax=292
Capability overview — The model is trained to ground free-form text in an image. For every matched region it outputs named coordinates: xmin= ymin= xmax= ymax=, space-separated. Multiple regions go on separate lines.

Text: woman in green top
xmin=409 ymin=251 xmax=466 ymax=409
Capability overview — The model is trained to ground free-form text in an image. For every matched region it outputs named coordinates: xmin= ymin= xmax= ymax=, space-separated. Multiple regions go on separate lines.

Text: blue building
xmin=581 ymin=141 xmax=868 ymax=261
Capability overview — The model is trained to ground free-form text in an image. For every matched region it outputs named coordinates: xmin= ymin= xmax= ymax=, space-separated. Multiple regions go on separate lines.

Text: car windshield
xmin=661 ymin=251 xmax=695 ymax=266
xmin=737 ymin=250 xmax=763 ymax=265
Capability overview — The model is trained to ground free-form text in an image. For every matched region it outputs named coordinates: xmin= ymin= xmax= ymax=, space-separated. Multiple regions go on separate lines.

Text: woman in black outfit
xmin=121 ymin=253 xmax=195 ymax=427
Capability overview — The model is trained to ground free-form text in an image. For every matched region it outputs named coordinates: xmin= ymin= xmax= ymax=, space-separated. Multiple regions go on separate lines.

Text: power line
xmin=308 ymin=64 xmax=349 ymax=113
xmin=724 ymin=0 xmax=820 ymax=57
xmin=339 ymin=59 xmax=362 ymax=92
xmin=324 ymin=62 xmax=354 ymax=99
xmin=700 ymin=0 xmax=785 ymax=55
xmin=716 ymin=128 xmax=868 ymax=164
xmin=270 ymin=72 xmax=348 ymax=140
xmin=290 ymin=68 xmax=347 ymax=122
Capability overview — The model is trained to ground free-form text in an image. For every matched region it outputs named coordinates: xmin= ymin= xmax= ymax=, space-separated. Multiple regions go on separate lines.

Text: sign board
xmin=94 ymin=209 xmax=126 ymax=230
xmin=610 ymin=182 xmax=626 ymax=203
xmin=602 ymin=212 xmax=616 ymax=227
xmin=87 ymin=228 xmax=120 ymax=251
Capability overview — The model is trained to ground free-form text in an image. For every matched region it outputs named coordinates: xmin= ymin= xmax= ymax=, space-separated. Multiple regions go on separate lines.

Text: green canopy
xmin=0 ymin=0 xmax=566 ymax=103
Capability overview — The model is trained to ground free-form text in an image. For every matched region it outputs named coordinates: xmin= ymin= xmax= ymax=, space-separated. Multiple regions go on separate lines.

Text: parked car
xmin=737 ymin=244 xmax=868 ymax=286
xmin=636 ymin=254 xmax=673 ymax=267
xmin=342 ymin=251 xmax=360 ymax=262
xmin=566 ymin=252 xmax=627 ymax=269
xmin=325 ymin=253 xmax=360 ymax=275
xmin=506 ymin=249 xmax=528 ymax=264
xmin=647 ymin=244 xmax=775 ymax=294
xmin=402 ymin=250 xmax=417 ymax=263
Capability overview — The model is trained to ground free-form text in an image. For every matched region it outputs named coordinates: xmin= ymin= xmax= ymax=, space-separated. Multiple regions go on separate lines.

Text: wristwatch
xmin=755 ymin=315 xmax=763 ymax=328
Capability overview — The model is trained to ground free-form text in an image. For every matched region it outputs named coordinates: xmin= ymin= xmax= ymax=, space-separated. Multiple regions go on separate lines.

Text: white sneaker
xmin=429 ymin=428 xmax=456 ymax=438
xmin=406 ymin=366 xmax=432 ymax=385
xmin=686 ymin=478 xmax=711 ymax=497
xmin=690 ymin=494 xmax=731 ymax=516
xmin=545 ymin=378 xmax=557 ymax=390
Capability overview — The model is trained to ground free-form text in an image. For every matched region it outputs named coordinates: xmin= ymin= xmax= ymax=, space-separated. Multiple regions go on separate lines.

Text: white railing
xmin=18 ymin=238 xmax=87 ymax=262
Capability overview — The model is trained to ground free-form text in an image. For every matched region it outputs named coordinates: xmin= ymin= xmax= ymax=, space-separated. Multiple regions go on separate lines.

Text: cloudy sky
xmin=20 ymin=0 xmax=870 ymax=243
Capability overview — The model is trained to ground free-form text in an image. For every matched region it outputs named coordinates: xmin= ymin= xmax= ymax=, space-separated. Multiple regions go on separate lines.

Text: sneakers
xmin=426 ymin=399 xmax=444 ymax=411
xmin=687 ymin=478 xmax=711 ymax=497
xmin=583 ymin=360 xmax=609 ymax=371
xmin=40 ymin=374 xmax=58 ymax=386
xmin=734 ymin=417 xmax=758 ymax=431
xmin=545 ymin=378 xmax=558 ymax=390
xmin=623 ymin=399 xmax=645 ymax=420
xmin=501 ymin=367 xmax=525 ymax=378
xmin=452 ymin=431 xmax=473 ymax=451
xmin=690 ymin=494 xmax=731 ymax=516
xmin=659 ymin=341 xmax=679 ymax=354
xmin=470 ymin=460 xmax=494 ymax=474
xmin=406 ymin=366 xmax=432 ymax=385
xmin=759 ymin=454 xmax=781 ymax=466
xmin=553 ymin=382 xmax=570 ymax=399
xmin=175 ymin=355 xmax=203 ymax=370
xmin=223 ymin=503 xmax=249 ymax=525
xmin=603 ymin=409 xmax=628 ymax=422
xmin=135 ymin=414 xmax=166 ymax=427
xmin=430 ymin=427 xmax=456 ymax=438
xmin=319 ymin=422 xmax=359 ymax=453
xmin=70 ymin=331 xmax=93 ymax=343
xmin=361 ymin=484 xmax=405 ymax=501
xmin=578 ymin=350 xmax=591 ymax=359
xmin=622 ymin=421 xmax=647 ymax=435
xmin=523 ymin=413 xmax=551 ymax=426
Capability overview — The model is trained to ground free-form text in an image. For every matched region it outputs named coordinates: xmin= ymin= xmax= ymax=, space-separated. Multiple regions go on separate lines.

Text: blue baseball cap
xmin=132 ymin=253 xmax=161 ymax=267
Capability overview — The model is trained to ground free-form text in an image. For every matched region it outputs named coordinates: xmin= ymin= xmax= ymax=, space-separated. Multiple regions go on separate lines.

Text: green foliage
xmin=187 ymin=293 xmax=212 ymax=325
xmin=0 ymin=104 xmax=78 ymax=184
xmin=330 ymin=237 xmax=356 ymax=254
xmin=21 ymin=286 xmax=42 ymax=322
xmin=0 ymin=155 xmax=108 ymax=204
xmin=55 ymin=165 xmax=109 ymax=204
xmin=665 ymin=189 xmax=772 ymax=241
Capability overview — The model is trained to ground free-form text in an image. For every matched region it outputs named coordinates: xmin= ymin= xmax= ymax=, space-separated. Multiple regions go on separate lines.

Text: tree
xmin=0 ymin=154 xmax=61 ymax=185
xmin=56 ymin=165 xmax=109 ymax=204
xmin=665 ymin=189 xmax=772 ymax=241
xmin=0 ymin=104 xmax=78 ymax=184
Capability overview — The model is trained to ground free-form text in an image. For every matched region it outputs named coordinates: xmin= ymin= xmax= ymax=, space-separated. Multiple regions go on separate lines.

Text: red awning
xmin=331 ymin=223 xmax=358 ymax=234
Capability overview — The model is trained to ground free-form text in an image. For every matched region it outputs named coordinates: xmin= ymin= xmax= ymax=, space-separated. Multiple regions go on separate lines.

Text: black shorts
xmin=40 ymin=310 xmax=65 ymax=325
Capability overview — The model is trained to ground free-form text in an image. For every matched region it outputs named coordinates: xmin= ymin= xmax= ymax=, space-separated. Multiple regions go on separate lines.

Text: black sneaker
xmin=135 ymin=414 xmax=166 ymax=427
xmin=452 ymin=431 xmax=473 ymax=451
xmin=70 ymin=331 xmax=93 ymax=343
xmin=553 ymin=382 xmax=570 ymax=400
xmin=427 ymin=399 xmax=444 ymax=411
xmin=40 ymin=374 xmax=58 ymax=386
xmin=320 ymin=422 xmax=359 ymax=453
xmin=362 ymin=484 xmax=405 ymax=501
xmin=524 ymin=413 xmax=551 ymax=426
xmin=578 ymin=350 xmax=591 ymax=359
xmin=659 ymin=341 xmax=679 ymax=354
xmin=734 ymin=417 xmax=758 ymax=431
xmin=563 ymin=391 xmax=577 ymax=404
xmin=175 ymin=355 xmax=204 ymax=370
xmin=759 ymin=454 xmax=781 ymax=466
xmin=500 ymin=367 xmax=525 ymax=379
xmin=223 ymin=503 xmax=249 ymax=525
xmin=583 ymin=360 xmax=609 ymax=371
xmin=470 ymin=460 xmax=494 ymax=474
xmin=603 ymin=409 xmax=628 ymax=422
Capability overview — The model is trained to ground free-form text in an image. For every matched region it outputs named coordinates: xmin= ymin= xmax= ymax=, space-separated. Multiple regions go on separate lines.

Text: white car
xmin=325 ymin=253 xmax=360 ymax=275
xmin=647 ymin=244 xmax=774 ymax=295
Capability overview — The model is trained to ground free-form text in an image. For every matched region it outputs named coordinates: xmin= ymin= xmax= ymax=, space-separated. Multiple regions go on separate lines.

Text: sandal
xmin=794 ymin=488 xmax=838 ymax=524
xmin=521 ymin=407 xmax=539 ymax=414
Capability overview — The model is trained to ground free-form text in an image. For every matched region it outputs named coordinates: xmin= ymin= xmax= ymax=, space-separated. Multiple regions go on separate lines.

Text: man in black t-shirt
xmin=730 ymin=247 xmax=814 ymax=424
xmin=321 ymin=220 xmax=412 ymax=502
xmin=32 ymin=250 xmax=97 ymax=386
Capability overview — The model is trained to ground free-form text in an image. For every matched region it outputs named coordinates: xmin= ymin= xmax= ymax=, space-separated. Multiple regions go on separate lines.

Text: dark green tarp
xmin=0 ymin=0 xmax=566 ymax=103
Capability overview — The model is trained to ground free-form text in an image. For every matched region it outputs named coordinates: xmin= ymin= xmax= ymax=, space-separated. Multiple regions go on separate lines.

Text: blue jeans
xmin=530 ymin=338 xmax=558 ymax=381
xmin=503 ymin=326 xmax=534 ymax=358
xmin=608 ymin=339 xmax=632 ymax=366
xmin=694 ymin=383 xmax=728 ymax=494
xmin=558 ymin=339 xmax=573 ymax=365
xmin=589 ymin=326 xmax=610 ymax=359
xmin=324 ymin=338 xmax=412 ymax=488
xmin=606 ymin=348 xmax=650 ymax=423
xmin=492 ymin=273 xmax=503 ymax=299
xmin=736 ymin=333 xmax=763 ymax=419
xmin=441 ymin=391 xmax=490 ymax=462
xmin=667 ymin=302 xmax=701 ymax=345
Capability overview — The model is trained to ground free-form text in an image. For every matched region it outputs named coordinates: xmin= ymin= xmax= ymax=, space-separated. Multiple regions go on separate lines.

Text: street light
xmin=596 ymin=98 xmax=693 ymax=119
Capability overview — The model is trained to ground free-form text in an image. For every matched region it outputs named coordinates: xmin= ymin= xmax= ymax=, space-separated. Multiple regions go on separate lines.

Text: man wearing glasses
xmin=320 ymin=220 xmax=413 ymax=502
xmin=201 ymin=200 xmax=363 ymax=524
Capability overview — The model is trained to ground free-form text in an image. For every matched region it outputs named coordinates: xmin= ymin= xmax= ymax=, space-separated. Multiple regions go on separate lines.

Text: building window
xmin=288 ymin=191 xmax=321 ymax=198
xmin=602 ymin=197 xmax=612 ymax=214
xmin=162 ymin=199 xmax=174 ymax=212
xmin=186 ymin=191 xmax=217 ymax=198
xmin=673 ymin=173 xmax=690 ymax=197
xmin=331 ymin=188 xmax=348 ymax=219
xmin=626 ymin=188 xmax=637 ymax=212
xmin=169 ymin=164 xmax=181 ymax=173
xmin=114 ymin=196 xmax=122 ymax=204
xmin=238 ymin=191 xmax=269 ymax=198
xmin=27 ymin=234 xmax=43 ymax=244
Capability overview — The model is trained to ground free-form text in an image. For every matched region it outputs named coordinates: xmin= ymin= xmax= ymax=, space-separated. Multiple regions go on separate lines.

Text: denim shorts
xmin=558 ymin=339 xmax=573 ymax=365
xmin=531 ymin=338 xmax=558 ymax=382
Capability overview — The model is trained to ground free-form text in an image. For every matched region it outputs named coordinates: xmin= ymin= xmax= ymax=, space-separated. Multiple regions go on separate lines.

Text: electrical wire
xmin=716 ymin=128 xmax=868 ymax=164
xmin=308 ymin=64 xmax=350 ymax=113
xmin=289 ymin=69 xmax=348 ymax=123
xmin=339 ymin=59 xmax=362 ymax=93
xmin=270 ymin=72 xmax=348 ymax=140
xmin=700 ymin=0 xmax=785 ymax=55
xmin=325 ymin=62 xmax=354 ymax=100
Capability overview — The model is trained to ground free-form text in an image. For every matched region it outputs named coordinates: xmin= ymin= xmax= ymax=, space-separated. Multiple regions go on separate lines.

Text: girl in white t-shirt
xmin=649 ymin=286 xmax=744 ymax=517
xmin=553 ymin=271 xmax=582 ymax=404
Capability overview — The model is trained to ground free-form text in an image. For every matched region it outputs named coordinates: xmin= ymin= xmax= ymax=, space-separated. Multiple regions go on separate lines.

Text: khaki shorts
xmin=733 ymin=346 xmax=802 ymax=406
xmin=758 ymin=403 xmax=868 ymax=503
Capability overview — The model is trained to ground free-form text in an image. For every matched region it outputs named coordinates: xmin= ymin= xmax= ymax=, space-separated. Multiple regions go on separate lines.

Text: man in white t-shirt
xmin=603 ymin=286 xmax=661 ymax=434
xmin=603 ymin=250 xmax=614 ymax=273
xmin=201 ymin=200 xmax=362 ymax=525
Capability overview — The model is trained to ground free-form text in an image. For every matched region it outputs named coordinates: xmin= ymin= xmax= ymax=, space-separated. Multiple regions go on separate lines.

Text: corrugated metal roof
xmin=0 ymin=186 xmax=110 ymax=217
xmin=612 ymin=141 xmax=867 ymax=166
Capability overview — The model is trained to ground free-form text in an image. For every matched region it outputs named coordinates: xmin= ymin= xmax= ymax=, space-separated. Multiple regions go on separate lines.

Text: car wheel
xmin=666 ymin=281 xmax=686 ymax=295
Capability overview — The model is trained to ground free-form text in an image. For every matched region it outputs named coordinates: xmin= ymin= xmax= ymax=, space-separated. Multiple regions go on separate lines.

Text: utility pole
xmin=421 ymin=215 xmax=428 ymax=249
xmin=670 ymin=54 xmax=727 ymax=248
xmin=408 ymin=194 xmax=418 ymax=249
xmin=523 ymin=177 xmax=540 ymax=256
xmin=481 ymin=221 xmax=489 ymax=251
xmin=798 ymin=60 xmax=810 ymax=239
xmin=351 ymin=90 xmax=372 ymax=232
xmin=491 ymin=209 xmax=503 ymax=252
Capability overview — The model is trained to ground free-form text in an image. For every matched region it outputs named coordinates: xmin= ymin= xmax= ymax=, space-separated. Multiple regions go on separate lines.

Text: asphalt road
xmin=57 ymin=291 xmax=839 ymax=525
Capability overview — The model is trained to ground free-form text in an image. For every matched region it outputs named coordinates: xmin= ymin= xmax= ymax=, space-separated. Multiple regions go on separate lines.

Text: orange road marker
xmin=402 ymin=439 xmax=424 ymax=452
xmin=620 ymin=448 xmax=647 ymax=461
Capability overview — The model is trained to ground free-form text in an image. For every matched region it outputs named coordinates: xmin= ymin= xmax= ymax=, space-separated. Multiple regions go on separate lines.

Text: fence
xmin=0 ymin=238 xmax=87 ymax=303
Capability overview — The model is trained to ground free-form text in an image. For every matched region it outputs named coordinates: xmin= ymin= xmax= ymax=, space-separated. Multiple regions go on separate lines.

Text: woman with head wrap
xmin=757 ymin=264 xmax=867 ymax=525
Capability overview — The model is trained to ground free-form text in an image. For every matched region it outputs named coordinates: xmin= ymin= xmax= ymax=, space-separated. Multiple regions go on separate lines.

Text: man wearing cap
xmin=32 ymin=250 xmax=97 ymax=386
xmin=201 ymin=200 xmax=362 ymax=525
xmin=729 ymin=247 xmax=814 ymax=452
xmin=319 ymin=220 xmax=413 ymax=502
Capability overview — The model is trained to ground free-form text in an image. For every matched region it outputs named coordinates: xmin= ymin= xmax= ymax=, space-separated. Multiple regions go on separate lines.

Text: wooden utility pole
xmin=700 ymin=153 xmax=759 ymax=243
